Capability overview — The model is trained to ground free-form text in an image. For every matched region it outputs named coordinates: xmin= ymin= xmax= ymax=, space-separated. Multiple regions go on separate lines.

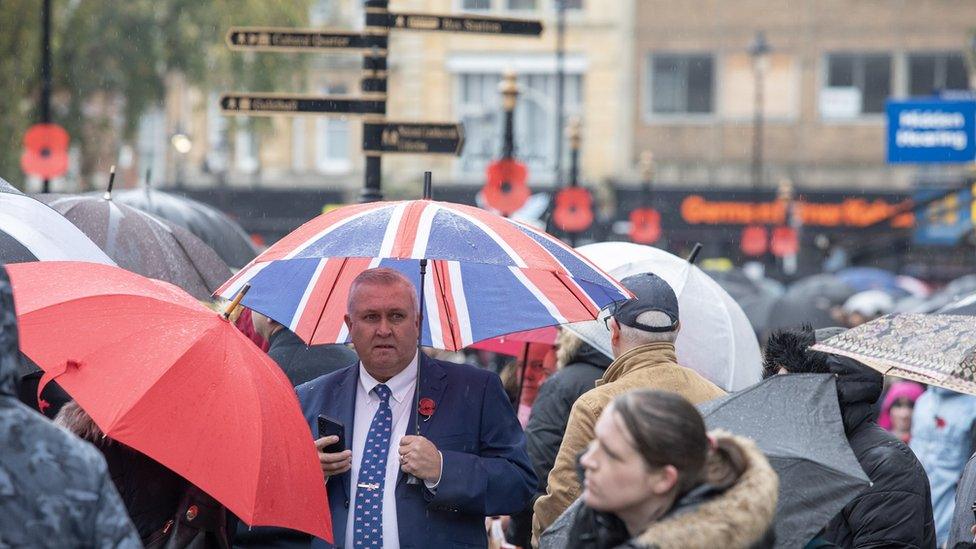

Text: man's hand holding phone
xmin=315 ymin=435 xmax=352 ymax=477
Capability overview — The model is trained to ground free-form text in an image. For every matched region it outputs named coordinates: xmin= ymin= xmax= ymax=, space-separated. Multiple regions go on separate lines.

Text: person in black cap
xmin=532 ymin=272 xmax=725 ymax=541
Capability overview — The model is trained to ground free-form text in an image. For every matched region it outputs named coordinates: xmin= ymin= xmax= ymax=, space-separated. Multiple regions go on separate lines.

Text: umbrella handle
xmin=221 ymin=284 xmax=251 ymax=320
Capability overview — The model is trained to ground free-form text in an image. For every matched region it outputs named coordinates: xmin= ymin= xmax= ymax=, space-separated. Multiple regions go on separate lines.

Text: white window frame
xmin=818 ymin=51 xmax=892 ymax=124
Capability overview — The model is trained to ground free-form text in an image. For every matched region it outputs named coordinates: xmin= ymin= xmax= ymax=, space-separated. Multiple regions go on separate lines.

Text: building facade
xmin=631 ymin=0 xmax=976 ymax=191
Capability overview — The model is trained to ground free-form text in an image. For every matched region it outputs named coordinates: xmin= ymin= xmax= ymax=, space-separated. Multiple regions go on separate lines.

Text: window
xmin=556 ymin=0 xmax=583 ymax=8
xmin=234 ymin=123 xmax=259 ymax=174
xmin=315 ymin=85 xmax=351 ymax=173
xmin=824 ymin=53 xmax=891 ymax=116
xmin=908 ymin=53 xmax=968 ymax=96
xmin=456 ymin=72 xmax=583 ymax=177
xmin=647 ymin=54 xmax=714 ymax=115
xmin=721 ymin=53 xmax=798 ymax=119
xmin=461 ymin=0 xmax=491 ymax=9
xmin=507 ymin=0 xmax=536 ymax=9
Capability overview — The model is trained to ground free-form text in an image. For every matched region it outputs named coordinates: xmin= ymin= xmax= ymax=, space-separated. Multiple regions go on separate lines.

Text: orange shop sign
xmin=680 ymin=195 xmax=914 ymax=229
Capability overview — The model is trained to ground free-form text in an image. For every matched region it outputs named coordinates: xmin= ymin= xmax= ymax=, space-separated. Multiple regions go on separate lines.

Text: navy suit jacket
xmin=296 ymin=354 xmax=537 ymax=549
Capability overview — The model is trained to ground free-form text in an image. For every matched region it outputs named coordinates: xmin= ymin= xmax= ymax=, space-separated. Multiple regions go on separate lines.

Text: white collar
xmin=358 ymin=352 xmax=418 ymax=404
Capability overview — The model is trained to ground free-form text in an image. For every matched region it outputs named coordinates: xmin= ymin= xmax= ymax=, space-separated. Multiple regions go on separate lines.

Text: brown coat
xmin=531 ymin=342 xmax=726 ymax=543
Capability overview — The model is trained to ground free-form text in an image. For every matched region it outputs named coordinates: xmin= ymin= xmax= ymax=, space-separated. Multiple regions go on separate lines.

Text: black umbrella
xmin=37 ymin=193 xmax=232 ymax=300
xmin=705 ymin=269 xmax=781 ymax=336
xmin=699 ymin=374 xmax=870 ymax=548
xmin=111 ymin=187 xmax=257 ymax=269
xmin=764 ymin=274 xmax=854 ymax=336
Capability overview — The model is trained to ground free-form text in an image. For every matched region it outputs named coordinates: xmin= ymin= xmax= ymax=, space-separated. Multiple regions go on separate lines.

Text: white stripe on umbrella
xmin=219 ymin=262 xmax=270 ymax=299
xmin=510 ymin=267 xmax=569 ymax=325
xmin=378 ymin=202 xmax=409 ymax=258
xmin=282 ymin=204 xmax=393 ymax=261
xmin=410 ymin=202 xmax=439 ymax=259
xmin=447 ymin=261 xmax=475 ymax=348
xmin=289 ymin=258 xmax=329 ymax=332
xmin=424 ymin=268 xmax=446 ymax=349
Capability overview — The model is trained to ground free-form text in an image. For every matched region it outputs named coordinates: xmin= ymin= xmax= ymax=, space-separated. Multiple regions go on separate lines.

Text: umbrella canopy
xmin=764 ymin=274 xmax=855 ymax=335
xmin=112 ymin=188 xmax=258 ymax=269
xmin=836 ymin=267 xmax=901 ymax=294
xmin=0 ymin=185 xmax=114 ymax=265
xmin=38 ymin=194 xmax=231 ymax=300
xmin=938 ymin=291 xmax=976 ymax=315
xmin=468 ymin=326 xmax=558 ymax=356
xmin=704 ymin=268 xmax=781 ymax=336
xmin=217 ymin=199 xmax=630 ymax=351
xmin=812 ymin=313 xmax=976 ymax=395
xmin=699 ymin=374 xmax=870 ymax=548
xmin=6 ymin=261 xmax=332 ymax=541
xmin=563 ymin=242 xmax=762 ymax=391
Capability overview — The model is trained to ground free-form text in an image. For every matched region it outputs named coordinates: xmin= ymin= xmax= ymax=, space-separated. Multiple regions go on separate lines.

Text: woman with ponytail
xmin=539 ymin=389 xmax=778 ymax=549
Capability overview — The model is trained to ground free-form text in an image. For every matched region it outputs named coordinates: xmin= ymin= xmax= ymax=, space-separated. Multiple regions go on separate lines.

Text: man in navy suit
xmin=297 ymin=268 xmax=536 ymax=549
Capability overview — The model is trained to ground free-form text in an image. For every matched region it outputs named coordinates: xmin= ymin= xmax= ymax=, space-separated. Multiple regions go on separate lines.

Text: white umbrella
xmin=566 ymin=242 xmax=761 ymax=391
xmin=0 ymin=191 xmax=114 ymax=265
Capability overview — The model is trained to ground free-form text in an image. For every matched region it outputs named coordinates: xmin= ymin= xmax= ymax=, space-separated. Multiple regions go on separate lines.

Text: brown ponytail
xmin=702 ymin=433 xmax=748 ymax=490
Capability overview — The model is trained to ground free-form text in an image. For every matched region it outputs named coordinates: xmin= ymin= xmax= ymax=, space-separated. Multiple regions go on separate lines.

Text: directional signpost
xmin=221 ymin=0 xmax=543 ymax=201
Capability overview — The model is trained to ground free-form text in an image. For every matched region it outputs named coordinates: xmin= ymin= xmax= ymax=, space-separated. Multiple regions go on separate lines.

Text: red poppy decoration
xmin=484 ymin=159 xmax=530 ymax=216
xmin=935 ymin=416 xmax=946 ymax=429
xmin=418 ymin=397 xmax=436 ymax=417
xmin=629 ymin=207 xmax=661 ymax=244
xmin=740 ymin=225 xmax=768 ymax=257
xmin=552 ymin=187 xmax=594 ymax=233
xmin=21 ymin=123 xmax=70 ymax=179
xmin=770 ymin=226 xmax=799 ymax=257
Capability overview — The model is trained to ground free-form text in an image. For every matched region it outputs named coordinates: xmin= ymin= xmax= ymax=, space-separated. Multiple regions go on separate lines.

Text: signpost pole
xmin=360 ymin=0 xmax=389 ymax=203
xmin=41 ymin=0 xmax=52 ymax=193
xmin=567 ymin=117 xmax=581 ymax=246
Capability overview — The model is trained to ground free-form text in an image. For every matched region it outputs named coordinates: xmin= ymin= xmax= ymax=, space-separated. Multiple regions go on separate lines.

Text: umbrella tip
xmin=221 ymin=283 xmax=251 ymax=320
xmin=686 ymin=242 xmax=703 ymax=265
xmin=103 ymin=165 xmax=116 ymax=201
xmin=423 ymin=171 xmax=432 ymax=200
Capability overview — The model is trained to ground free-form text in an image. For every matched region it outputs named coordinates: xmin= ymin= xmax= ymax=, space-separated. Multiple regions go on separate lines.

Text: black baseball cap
xmin=610 ymin=272 xmax=680 ymax=332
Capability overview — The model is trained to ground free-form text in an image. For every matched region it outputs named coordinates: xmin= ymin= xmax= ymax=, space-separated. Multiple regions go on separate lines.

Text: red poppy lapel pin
xmin=418 ymin=397 xmax=436 ymax=421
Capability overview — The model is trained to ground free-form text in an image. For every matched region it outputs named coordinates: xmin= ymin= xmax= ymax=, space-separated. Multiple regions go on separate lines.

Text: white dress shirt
xmin=345 ymin=354 xmax=439 ymax=549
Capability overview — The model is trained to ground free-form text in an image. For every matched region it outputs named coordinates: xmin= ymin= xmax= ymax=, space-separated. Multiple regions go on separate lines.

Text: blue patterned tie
xmin=353 ymin=384 xmax=392 ymax=549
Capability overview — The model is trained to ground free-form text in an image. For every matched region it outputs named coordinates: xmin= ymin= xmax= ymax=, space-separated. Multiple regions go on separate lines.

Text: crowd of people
xmin=5 ymin=260 xmax=976 ymax=549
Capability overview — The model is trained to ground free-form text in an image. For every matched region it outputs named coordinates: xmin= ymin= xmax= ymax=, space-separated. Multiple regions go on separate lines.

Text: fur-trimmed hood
xmin=539 ymin=432 xmax=779 ymax=549
xmin=628 ymin=431 xmax=778 ymax=549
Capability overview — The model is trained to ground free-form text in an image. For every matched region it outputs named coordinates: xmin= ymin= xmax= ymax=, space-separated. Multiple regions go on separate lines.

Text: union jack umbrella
xmin=215 ymin=199 xmax=630 ymax=351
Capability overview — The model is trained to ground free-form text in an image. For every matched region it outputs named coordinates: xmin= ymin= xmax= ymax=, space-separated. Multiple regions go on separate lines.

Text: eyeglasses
xmin=603 ymin=315 xmax=614 ymax=332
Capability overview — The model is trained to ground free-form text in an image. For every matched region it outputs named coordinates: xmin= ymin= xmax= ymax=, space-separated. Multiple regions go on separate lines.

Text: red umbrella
xmin=6 ymin=261 xmax=332 ymax=542
xmin=468 ymin=326 xmax=558 ymax=356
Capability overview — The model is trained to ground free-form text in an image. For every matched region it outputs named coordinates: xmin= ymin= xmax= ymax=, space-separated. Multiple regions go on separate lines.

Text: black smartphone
xmin=317 ymin=415 xmax=345 ymax=454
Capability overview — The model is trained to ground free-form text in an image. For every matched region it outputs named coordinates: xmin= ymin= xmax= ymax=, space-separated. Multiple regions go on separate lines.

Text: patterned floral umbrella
xmin=811 ymin=313 xmax=976 ymax=395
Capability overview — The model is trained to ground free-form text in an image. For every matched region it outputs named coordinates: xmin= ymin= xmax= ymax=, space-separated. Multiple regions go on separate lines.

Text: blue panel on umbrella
xmin=424 ymin=209 xmax=519 ymax=266
xmin=291 ymin=207 xmax=392 ymax=259
xmin=576 ymin=278 xmax=626 ymax=310
xmin=241 ymin=258 xmax=322 ymax=328
xmin=459 ymin=263 xmax=559 ymax=344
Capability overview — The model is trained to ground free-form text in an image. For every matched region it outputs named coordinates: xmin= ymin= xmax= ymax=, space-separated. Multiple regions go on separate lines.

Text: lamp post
xmin=749 ymin=31 xmax=770 ymax=192
xmin=566 ymin=116 xmax=581 ymax=246
xmin=499 ymin=70 xmax=519 ymax=159
xmin=554 ymin=0 xmax=567 ymax=190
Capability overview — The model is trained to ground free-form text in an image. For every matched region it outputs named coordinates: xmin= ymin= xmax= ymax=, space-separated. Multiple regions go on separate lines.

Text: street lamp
xmin=749 ymin=31 xmax=770 ymax=191
xmin=170 ymin=131 xmax=192 ymax=187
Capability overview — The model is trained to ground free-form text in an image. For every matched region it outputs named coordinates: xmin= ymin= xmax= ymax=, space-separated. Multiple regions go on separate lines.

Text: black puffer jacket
xmin=526 ymin=339 xmax=612 ymax=493
xmin=508 ymin=339 xmax=611 ymax=548
xmin=822 ymin=355 xmax=937 ymax=548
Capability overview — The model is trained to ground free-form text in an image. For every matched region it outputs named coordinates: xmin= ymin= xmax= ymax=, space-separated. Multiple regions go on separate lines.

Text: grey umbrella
xmin=699 ymin=373 xmax=870 ymax=549
xmin=36 ymin=193 xmax=231 ymax=300
xmin=111 ymin=188 xmax=257 ymax=269
xmin=764 ymin=274 xmax=855 ymax=337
